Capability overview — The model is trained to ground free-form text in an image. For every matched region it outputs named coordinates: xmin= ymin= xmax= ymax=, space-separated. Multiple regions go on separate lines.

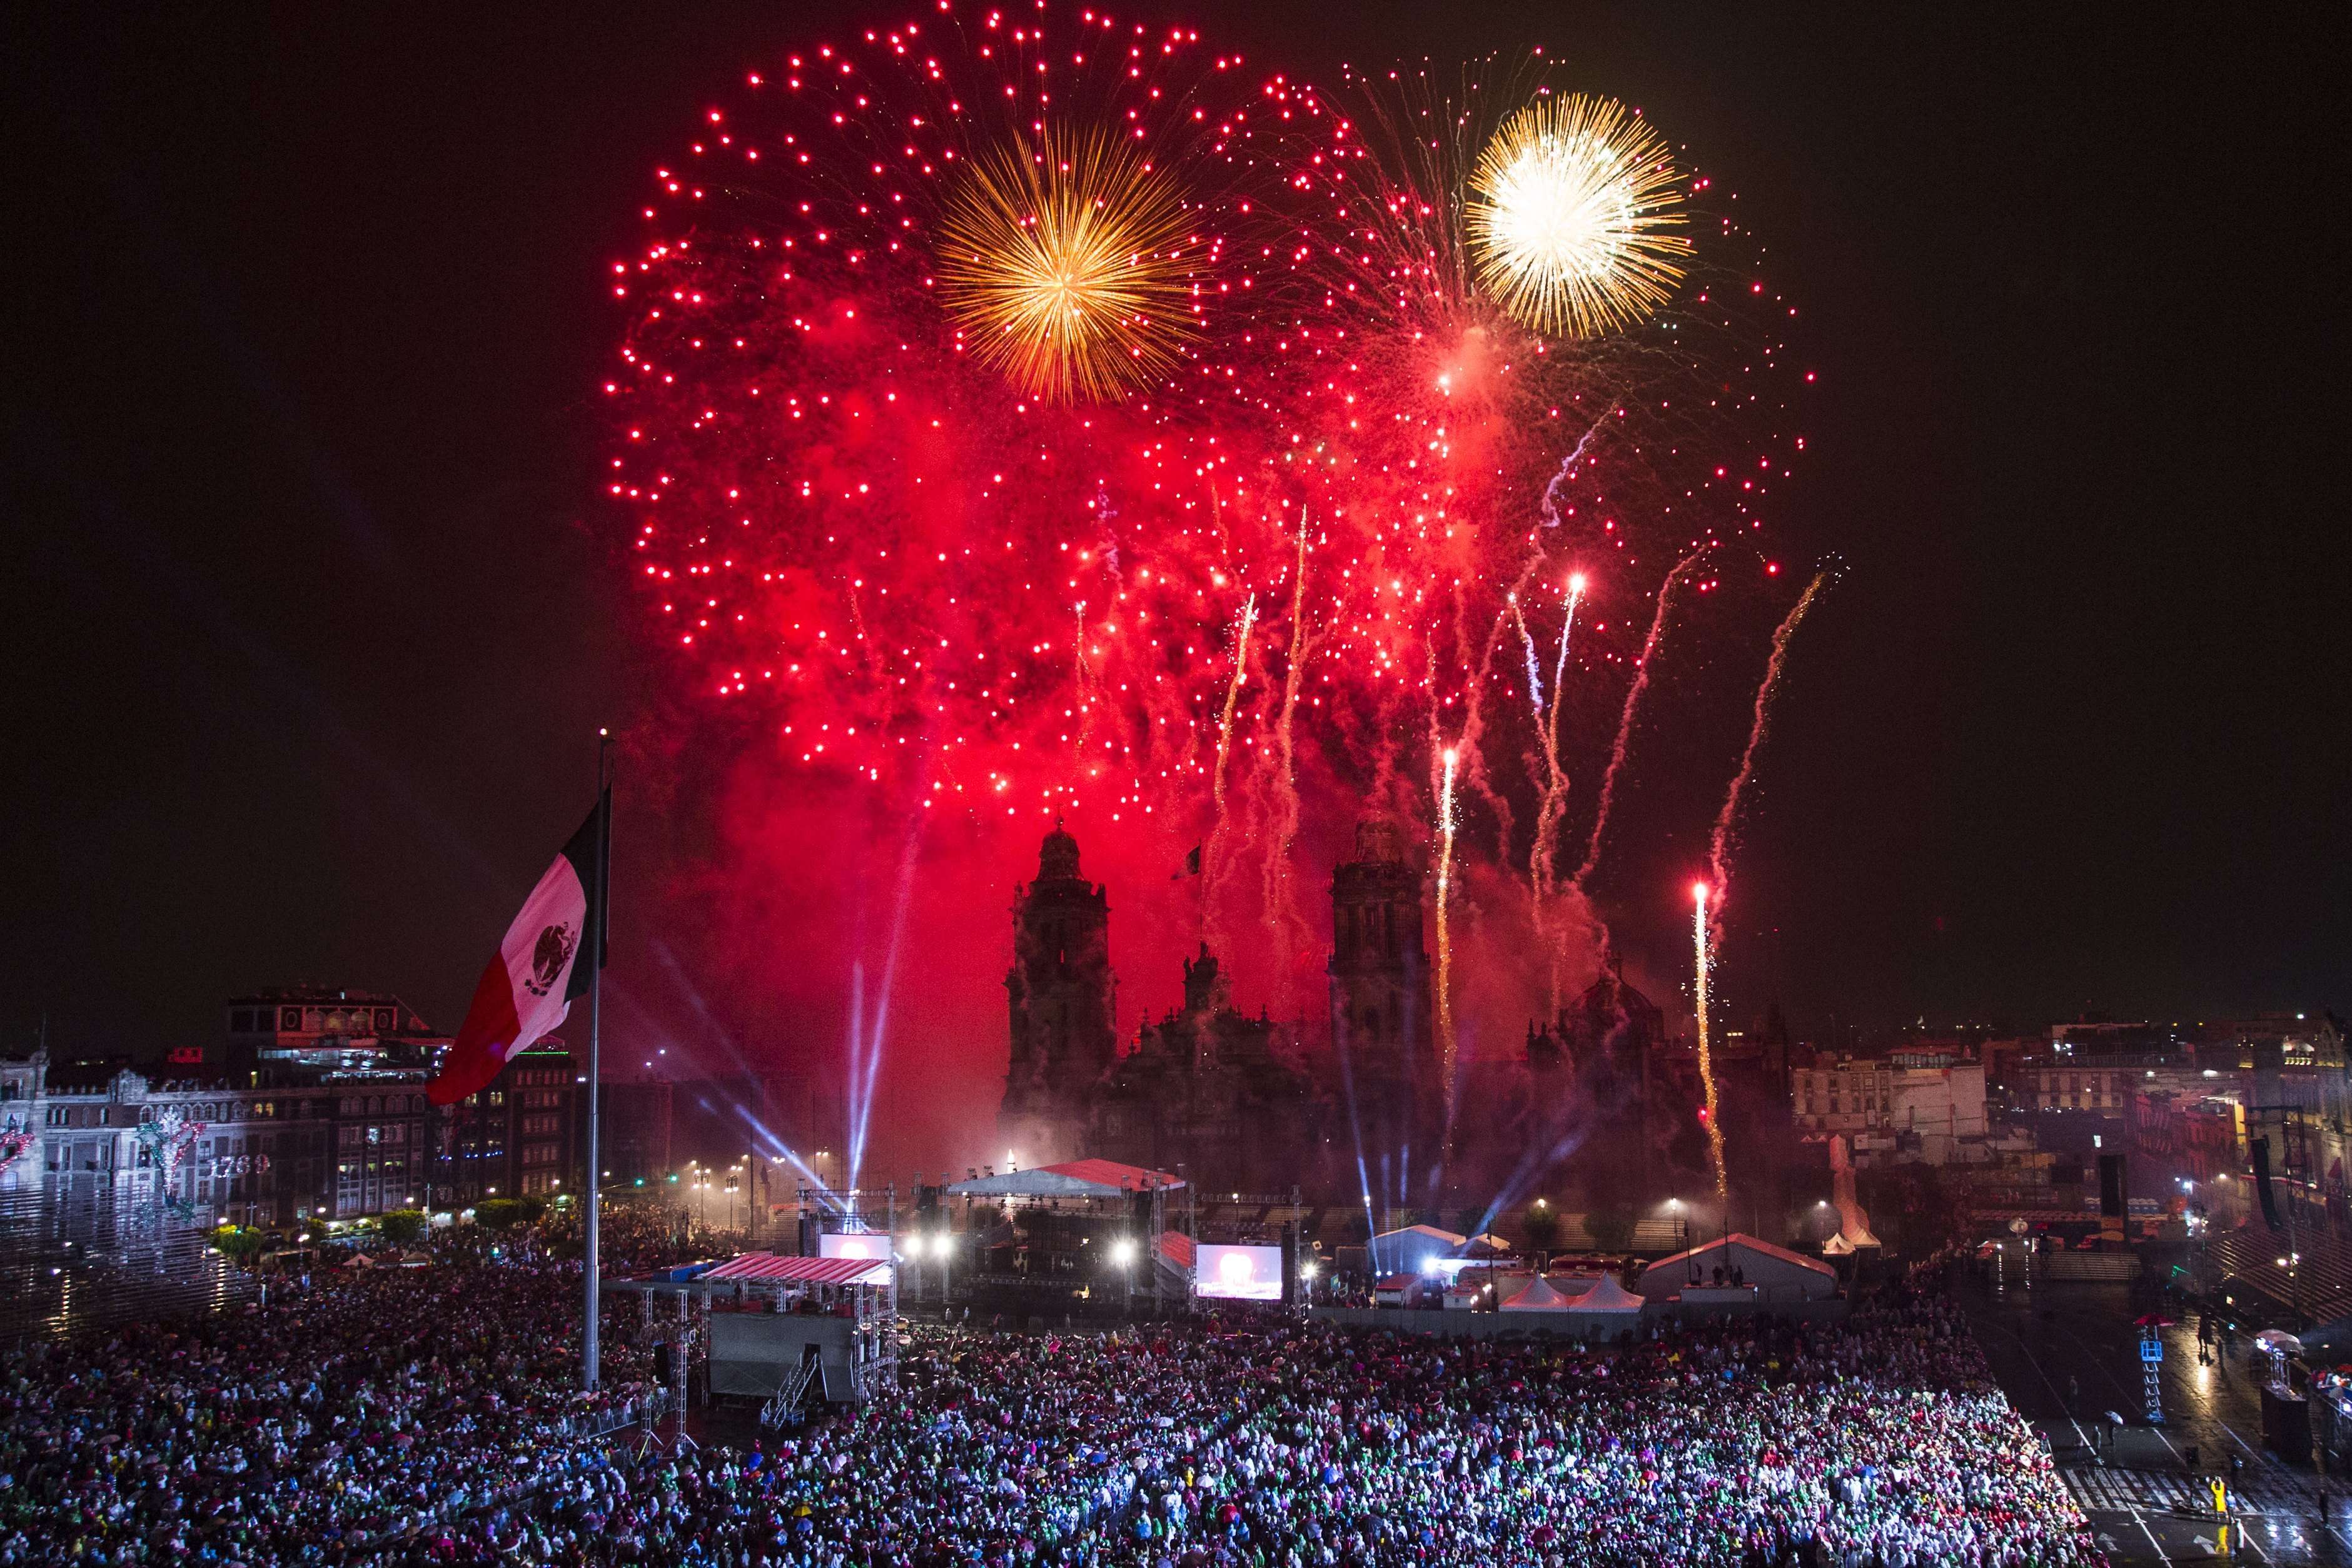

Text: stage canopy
xmin=1638 ymin=1232 xmax=1839 ymax=1302
xmin=1370 ymin=1224 xmax=1470 ymax=1275
xmin=945 ymin=1159 xmax=1184 ymax=1199
xmin=699 ymin=1253 xmax=894 ymax=1287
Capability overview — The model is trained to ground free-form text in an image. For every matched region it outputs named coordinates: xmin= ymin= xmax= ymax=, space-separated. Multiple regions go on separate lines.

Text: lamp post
xmin=1111 ymin=1235 xmax=1137 ymax=1316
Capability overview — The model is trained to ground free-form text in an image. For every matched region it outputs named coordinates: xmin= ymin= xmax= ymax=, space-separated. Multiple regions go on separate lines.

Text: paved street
xmin=1967 ymin=1270 xmax=2352 ymax=1564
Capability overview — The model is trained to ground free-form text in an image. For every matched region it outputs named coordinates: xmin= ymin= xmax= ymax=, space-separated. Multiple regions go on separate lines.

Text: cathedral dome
xmin=1037 ymin=820 xmax=1082 ymax=881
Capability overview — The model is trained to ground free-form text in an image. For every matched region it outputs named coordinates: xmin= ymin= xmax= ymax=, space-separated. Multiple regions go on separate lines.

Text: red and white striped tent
xmin=697 ymin=1252 xmax=893 ymax=1288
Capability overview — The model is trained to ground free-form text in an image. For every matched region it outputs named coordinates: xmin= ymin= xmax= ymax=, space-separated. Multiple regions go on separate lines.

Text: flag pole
xmin=584 ymin=728 xmax=612 ymax=1393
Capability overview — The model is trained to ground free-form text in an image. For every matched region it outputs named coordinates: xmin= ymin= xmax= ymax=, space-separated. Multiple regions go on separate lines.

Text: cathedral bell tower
xmin=999 ymin=820 xmax=1115 ymax=1157
xmin=1328 ymin=814 xmax=1437 ymax=1168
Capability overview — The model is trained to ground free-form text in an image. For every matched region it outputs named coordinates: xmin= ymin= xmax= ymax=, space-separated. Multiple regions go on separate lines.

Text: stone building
xmin=0 ymin=989 xmax=580 ymax=1222
xmin=1088 ymin=946 xmax=1318 ymax=1193
xmin=999 ymin=822 xmax=1119 ymax=1160
xmin=1326 ymin=817 xmax=1438 ymax=1167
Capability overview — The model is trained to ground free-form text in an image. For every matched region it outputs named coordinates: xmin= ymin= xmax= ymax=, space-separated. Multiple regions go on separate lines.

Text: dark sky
xmin=4 ymin=4 xmax=2343 ymax=1071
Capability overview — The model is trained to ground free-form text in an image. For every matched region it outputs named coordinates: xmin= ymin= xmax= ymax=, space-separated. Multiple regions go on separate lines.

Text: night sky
xmin=5 ymin=5 xmax=2343 ymax=1087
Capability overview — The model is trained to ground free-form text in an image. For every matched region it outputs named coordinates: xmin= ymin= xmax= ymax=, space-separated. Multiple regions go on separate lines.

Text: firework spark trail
xmin=1260 ymin=513 xmax=1315 ymax=1007
xmin=1455 ymin=577 xmax=1520 ymax=868
xmin=1434 ymin=743 xmax=1461 ymax=1146
xmin=1708 ymin=570 xmax=1831 ymax=912
xmin=1510 ymin=593 xmax=1545 ymax=714
xmin=1692 ymin=883 xmax=1727 ymax=1197
xmin=1533 ymin=573 xmax=1587 ymax=1012
xmin=1552 ymin=573 xmax=1587 ymax=727
xmin=1202 ymin=592 xmax=1257 ymax=947
xmin=1538 ymin=420 xmax=1609 ymax=528
xmin=1572 ymin=550 xmax=1706 ymax=895
xmin=1069 ymin=601 xmax=1099 ymax=768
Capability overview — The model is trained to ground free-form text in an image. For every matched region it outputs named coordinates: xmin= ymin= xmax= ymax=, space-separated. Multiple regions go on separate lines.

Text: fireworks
xmin=1692 ymin=882 xmax=1727 ymax=1198
xmin=1466 ymin=94 xmax=1693 ymax=338
xmin=1435 ymin=743 xmax=1461 ymax=1139
xmin=938 ymin=129 xmax=1199 ymax=403
xmin=607 ymin=8 xmax=1819 ymax=1203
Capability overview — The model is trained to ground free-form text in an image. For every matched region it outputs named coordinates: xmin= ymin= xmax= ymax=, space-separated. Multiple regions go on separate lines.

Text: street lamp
xmin=1110 ymin=1235 xmax=1138 ymax=1314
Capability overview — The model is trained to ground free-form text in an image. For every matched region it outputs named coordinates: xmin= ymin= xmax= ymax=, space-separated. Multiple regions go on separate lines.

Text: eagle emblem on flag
xmin=526 ymin=922 xmax=577 ymax=997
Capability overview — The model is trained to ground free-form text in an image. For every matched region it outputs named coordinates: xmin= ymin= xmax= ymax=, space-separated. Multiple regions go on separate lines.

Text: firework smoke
xmin=1532 ymin=573 xmax=1585 ymax=1013
xmin=1708 ymin=568 xmax=1833 ymax=917
xmin=1259 ymin=513 xmax=1315 ymax=1006
xmin=1573 ymin=551 xmax=1705 ymax=898
xmin=1435 ymin=743 xmax=1461 ymax=1144
xmin=1203 ymin=592 xmax=1257 ymax=947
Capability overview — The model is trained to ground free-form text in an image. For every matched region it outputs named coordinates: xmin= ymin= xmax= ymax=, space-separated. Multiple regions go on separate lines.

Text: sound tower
xmin=2252 ymin=1136 xmax=2282 ymax=1230
xmin=2097 ymin=1153 xmax=2127 ymax=1245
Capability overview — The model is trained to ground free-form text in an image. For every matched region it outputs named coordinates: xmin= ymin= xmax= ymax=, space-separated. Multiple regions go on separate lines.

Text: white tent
xmin=1568 ymin=1275 xmax=1646 ymax=1314
xmin=1370 ymin=1224 xmax=1468 ymax=1275
xmin=1500 ymin=1275 xmax=1578 ymax=1312
xmin=1637 ymin=1232 xmax=1839 ymax=1303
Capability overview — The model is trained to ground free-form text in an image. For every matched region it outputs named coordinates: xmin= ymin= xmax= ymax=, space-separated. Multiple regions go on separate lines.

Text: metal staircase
xmin=760 ymin=1357 xmax=818 ymax=1429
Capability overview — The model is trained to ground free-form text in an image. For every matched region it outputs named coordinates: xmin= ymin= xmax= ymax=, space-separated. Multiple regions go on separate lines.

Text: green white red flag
xmin=427 ymin=792 xmax=607 ymax=1105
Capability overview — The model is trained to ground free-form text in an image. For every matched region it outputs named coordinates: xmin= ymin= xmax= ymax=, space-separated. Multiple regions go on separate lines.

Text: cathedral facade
xmin=997 ymin=817 xmax=1717 ymax=1204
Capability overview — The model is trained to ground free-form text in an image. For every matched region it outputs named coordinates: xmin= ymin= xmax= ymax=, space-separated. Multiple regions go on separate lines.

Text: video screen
xmin=1196 ymin=1243 xmax=1283 ymax=1300
xmin=819 ymin=1231 xmax=894 ymax=1262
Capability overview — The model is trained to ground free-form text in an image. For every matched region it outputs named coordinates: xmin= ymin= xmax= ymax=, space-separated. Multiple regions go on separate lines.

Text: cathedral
xmin=997 ymin=817 xmax=1719 ymax=1204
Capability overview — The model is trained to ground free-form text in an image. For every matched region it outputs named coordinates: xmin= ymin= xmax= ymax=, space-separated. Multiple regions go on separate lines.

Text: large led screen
xmin=1196 ymin=1243 xmax=1283 ymax=1300
xmin=819 ymin=1231 xmax=894 ymax=1262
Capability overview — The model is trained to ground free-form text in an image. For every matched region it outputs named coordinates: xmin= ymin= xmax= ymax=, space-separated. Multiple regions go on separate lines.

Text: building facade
xmin=1791 ymin=1052 xmax=1987 ymax=1162
xmin=0 ymin=989 xmax=582 ymax=1224
xmin=1326 ymin=816 xmax=1437 ymax=1164
xmin=1088 ymin=946 xmax=1318 ymax=1193
xmin=999 ymin=822 xmax=1118 ymax=1160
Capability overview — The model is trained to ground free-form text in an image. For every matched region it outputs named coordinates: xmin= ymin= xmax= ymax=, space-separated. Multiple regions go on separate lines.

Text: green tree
xmin=475 ymin=1198 xmax=528 ymax=1233
xmin=380 ymin=1209 xmax=427 ymax=1247
xmin=1583 ymin=1205 xmax=1637 ymax=1255
xmin=211 ymin=1226 xmax=268 ymax=1269
xmin=1520 ymin=1204 xmax=1563 ymax=1253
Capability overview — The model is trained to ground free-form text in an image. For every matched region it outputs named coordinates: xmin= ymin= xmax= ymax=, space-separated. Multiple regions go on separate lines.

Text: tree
xmin=1583 ymin=1204 xmax=1637 ymax=1256
xmin=211 ymin=1226 xmax=268 ymax=1269
xmin=1520 ymin=1204 xmax=1563 ymax=1253
xmin=380 ymin=1209 xmax=427 ymax=1247
xmin=475 ymin=1198 xmax=528 ymax=1233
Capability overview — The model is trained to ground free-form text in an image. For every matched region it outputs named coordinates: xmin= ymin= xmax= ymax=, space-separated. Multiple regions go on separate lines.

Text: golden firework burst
xmin=937 ymin=129 xmax=1196 ymax=403
xmin=1465 ymin=94 xmax=1692 ymax=338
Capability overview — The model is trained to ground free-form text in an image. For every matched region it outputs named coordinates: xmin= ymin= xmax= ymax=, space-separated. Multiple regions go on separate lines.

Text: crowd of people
xmin=0 ymin=1256 xmax=664 ymax=1566
xmin=0 ymin=1211 xmax=2104 ymax=1568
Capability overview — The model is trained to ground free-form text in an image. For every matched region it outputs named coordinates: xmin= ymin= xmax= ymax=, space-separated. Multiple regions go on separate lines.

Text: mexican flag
xmin=427 ymin=792 xmax=608 ymax=1105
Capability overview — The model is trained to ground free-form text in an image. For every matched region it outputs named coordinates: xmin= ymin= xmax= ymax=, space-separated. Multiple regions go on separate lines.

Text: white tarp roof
xmin=944 ymin=1159 xmax=1184 ymax=1199
xmin=1568 ymin=1275 xmax=1646 ymax=1313
xmin=1500 ymin=1275 xmax=1578 ymax=1312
